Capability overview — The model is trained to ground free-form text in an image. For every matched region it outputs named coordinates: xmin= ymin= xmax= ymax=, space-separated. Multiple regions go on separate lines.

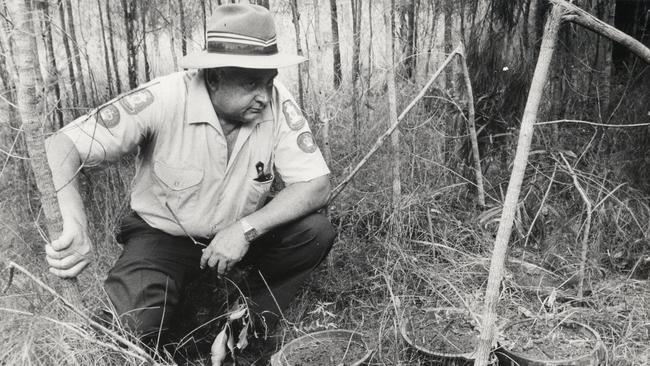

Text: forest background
xmin=0 ymin=0 xmax=649 ymax=365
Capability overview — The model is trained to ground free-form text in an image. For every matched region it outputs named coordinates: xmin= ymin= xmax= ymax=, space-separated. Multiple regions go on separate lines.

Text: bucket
xmin=270 ymin=329 xmax=373 ymax=366
xmin=400 ymin=307 xmax=494 ymax=365
xmin=496 ymin=319 xmax=606 ymax=366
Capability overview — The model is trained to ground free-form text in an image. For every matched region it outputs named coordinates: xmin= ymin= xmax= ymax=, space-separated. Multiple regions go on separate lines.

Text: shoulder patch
xmin=282 ymin=100 xmax=306 ymax=130
xmin=119 ymin=89 xmax=154 ymax=115
xmin=297 ymin=131 xmax=318 ymax=153
xmin=97 ymin=104 xmax=120 ymax=128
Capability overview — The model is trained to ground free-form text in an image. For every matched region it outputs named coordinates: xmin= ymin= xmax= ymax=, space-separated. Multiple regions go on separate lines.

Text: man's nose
xmin=255 ymin=86 xmax=271 ymax=105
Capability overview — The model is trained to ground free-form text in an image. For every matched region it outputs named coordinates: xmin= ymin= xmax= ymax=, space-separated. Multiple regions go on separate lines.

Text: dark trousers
xmin=104 ymin=212 xmax=335 ymax=344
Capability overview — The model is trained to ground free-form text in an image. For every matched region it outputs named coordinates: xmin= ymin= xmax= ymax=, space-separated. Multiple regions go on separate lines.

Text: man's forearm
xmin=45 ymin=133 xmax=88 ymax=229
xmin=244 ymin=174 xmax=330 ymax=236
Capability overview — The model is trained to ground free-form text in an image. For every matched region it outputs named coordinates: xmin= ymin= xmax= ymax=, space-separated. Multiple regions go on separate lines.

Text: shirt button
xmin=174 ymin=181 xmax=180 ymax=187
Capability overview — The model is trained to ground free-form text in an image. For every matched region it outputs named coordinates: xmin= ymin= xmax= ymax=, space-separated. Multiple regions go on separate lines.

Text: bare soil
xmin=500 ymin=320 xmax=597 ymax=361
xmin=405 ymin=308 xmax=478 ymax=355
xmin=282 ymin=337 xmax=368 ymax=366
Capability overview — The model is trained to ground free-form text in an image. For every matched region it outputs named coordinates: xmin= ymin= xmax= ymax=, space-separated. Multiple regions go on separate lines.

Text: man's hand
xmin=200 ymin=222 xmax=250 ymax=275
xmin=45 ymin=222 xmax=92 ymax=278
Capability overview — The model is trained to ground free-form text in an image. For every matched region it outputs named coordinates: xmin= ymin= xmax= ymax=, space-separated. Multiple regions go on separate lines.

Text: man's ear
xmin=205 ymin=69 xmax=220 ymax=91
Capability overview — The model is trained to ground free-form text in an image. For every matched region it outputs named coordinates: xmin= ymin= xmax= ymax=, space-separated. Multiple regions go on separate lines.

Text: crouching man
xmin=44 ymin=3 xmax=334 ymax=358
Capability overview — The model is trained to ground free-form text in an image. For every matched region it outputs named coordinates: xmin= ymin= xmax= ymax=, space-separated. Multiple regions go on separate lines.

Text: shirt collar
xmin=186 ymin=70 xmax=273 ymax=128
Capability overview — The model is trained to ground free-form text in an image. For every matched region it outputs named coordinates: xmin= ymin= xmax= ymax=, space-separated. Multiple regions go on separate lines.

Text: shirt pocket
xmin=237 ymin=177 xmax=273 ymax=219
xmin=153 ymin=160 xmax=204 ymax=216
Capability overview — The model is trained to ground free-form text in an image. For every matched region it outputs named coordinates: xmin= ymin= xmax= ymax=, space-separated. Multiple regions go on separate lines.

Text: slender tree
xmin=97 ymin=0 xmax=114 ymax=96
xmin=64 ymin=0 xmax=88 ymax=107
xmin=398 ymin=0 xmax=417 ymax=80
xmin=10 ymin=0 xmax=84 ymax=310
xmin=121 ymin=0 xmax=138 ymax=89
xmin=178 ymin=0 xmax=187 ymax=56
xmin=385 ymin=0 xmax=401 ymax=220
xmin=289 ymin=0 xmax=305 ymax=110
xmin=106 ymin=0 xmax=122 ymax=93
xmin=141 ymin=0 xmax=151 ymax=82
xmin=350 ymin=0 xmax=362 ymax=144
xmin=329 ymin=0 xmax=341 ymax=88
xmin=38 ymin=0 xmax=63 ymax=128
xmin=201 ymin=0 xmax=207 ymax=45
xmin=169 ymin=0 xmax=179 ymax=70
xmin=57 ymin=0 xmax=78 ymax=109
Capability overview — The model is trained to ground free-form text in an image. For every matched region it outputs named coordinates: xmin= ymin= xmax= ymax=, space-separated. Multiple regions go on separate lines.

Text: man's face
xmin=208 ymin=67 xmax=278 ymax=124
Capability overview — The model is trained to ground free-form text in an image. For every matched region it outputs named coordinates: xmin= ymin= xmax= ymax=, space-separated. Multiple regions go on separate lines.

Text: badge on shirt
xmin=297 ymin=131 xmax=317 ymax=153
xmin=119 ymin=89 xmax=154 ymax=115
xmin=282 ymin=100 xmax=306 ymax=130
xmin=97 ymin=104 xmax=120 ymax=128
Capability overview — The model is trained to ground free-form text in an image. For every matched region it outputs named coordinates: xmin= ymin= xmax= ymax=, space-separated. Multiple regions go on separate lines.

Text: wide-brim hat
xmin=179 ymin=4 xmax=307 ymax=69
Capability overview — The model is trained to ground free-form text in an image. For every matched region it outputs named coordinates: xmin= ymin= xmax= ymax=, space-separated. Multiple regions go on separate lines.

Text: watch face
xmin=244 ymin=228 xmax=258 ymax=242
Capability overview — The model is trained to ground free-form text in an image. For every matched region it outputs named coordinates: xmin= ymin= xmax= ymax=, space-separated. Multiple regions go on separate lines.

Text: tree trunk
xmin=38 ymin=0 xmax=63 ymax=129
xmin=121 ymin=0 xmax=138 ymax=89
xmin=329 ymin=0 xmax=342 ymax=88
xmin=289 ymin=0 xmax=305 ymax=110
xmin=398 ymin=0 xmax=417 ymax=80
xmin=366 ymin=0 xmax=373 ymax=88
xmin=474 ymin=6 xmax=564 ymax=366
xmin=97 ymin=0 xmax=114 ymax=97
xmin=253 ymin=0 xmax=269 ymax=9
xmin=201 ymin=0 xmax=207 ymax=46
xmin=9 ymin=0 xmax=84 ymax=310
xmin=443 ymin=0 xmax=453 ymax=89
xmin=106 ymin=0 xmax=122 ymax=94
xmin=385 ymin=0 xmax=401 ymax=222
xmin=169 ymin=0 xmax=179 ymax=70
xmin=64 ymin=0 xmax=87 ymax=108
xmin=141 ymin=0 xmax=151 ymax=82
xmin=350 ymin=0 xmax=362 ymax=145
xmin=178 ymin=0 xmax=187 ymax=56
xmin=57 ymin=0 xmax=78 ymax=110
xmin=1 ymin=1 xmax=18 ymax=77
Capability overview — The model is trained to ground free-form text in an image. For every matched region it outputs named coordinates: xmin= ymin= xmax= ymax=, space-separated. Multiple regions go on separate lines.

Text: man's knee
xmin=288 ymin=212 xmax=336 ymax=257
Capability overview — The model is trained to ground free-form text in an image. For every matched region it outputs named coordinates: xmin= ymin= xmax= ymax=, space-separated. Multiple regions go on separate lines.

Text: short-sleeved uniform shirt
xmin=60 ymin=70 xmax=330 ymax=237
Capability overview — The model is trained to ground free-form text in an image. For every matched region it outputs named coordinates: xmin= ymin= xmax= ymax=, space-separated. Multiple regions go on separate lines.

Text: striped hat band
xmin=207 ymin=31 xmax=278 ymax=55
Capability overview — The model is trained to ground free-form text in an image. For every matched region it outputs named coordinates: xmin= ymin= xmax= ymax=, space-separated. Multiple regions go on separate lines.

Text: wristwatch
xmin=240 ymin=218 xmax=258 ymax=243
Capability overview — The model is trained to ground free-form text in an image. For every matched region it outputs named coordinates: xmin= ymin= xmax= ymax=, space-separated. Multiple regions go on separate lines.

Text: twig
xmin=560 ymin=154 xmax=592 ymax=300
xmin=536 ymin=119 xmax=650 ymax=128
xmin=328 ymin=44 xmax=463 ymax=203
xmin=457 ymin=42 xmax=486 ymax=207
xmin=523 ymin=165 xmax=557 ymax=248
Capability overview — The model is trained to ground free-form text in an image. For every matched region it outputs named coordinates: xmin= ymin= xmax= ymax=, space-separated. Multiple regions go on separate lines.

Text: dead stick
xmin=8 ymin=262 xmax=157 ymax=364
xmin=329 ymin=45 xmax=462 ymax=203
xmin=457 ymin=43 xmax=485 ymax=207
xmin=560 ymin=154 xmax=592 ymax=299
xmin=473 ymin=6 xmax=565 ymax=366
xmin=552 ymin=0 xmax=650 ymax=64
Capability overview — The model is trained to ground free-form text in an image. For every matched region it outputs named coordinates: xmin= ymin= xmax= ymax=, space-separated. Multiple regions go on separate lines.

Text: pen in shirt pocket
xmin=254 ymin=161 xmax=273 ymax=182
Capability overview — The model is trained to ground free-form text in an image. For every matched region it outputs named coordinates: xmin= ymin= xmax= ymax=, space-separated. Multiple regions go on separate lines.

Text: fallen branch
xmin=553 ymin=0 xmax=650 ymax=64
xmin=329 ymin=45 xmax=462 ymax=204
xmin=475 ymin=1 xmax=650 ymax=365
xmin=474 ymin=5 xmax=565 ymax=366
